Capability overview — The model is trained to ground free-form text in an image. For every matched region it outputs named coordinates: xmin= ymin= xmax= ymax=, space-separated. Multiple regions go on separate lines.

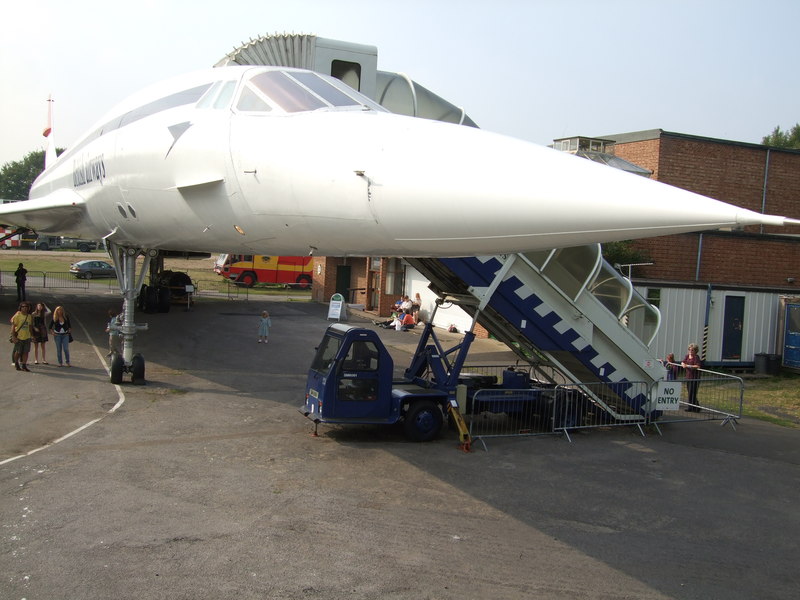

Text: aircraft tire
xmin=131 ymin=354 xmax=146 ymax=385
xmin=110 ymin=354 xmax=124 ymax=385
xmin=403 ymin=400 xmax=443 ymax=442
xmin=157 ymin=286 xmax=171 ymax=313
xmin=140 ymin=285 xmax=159 ymax=314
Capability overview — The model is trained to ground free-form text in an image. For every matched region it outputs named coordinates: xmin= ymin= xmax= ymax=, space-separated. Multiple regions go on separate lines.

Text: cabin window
xmin=341 ymin=340 xmax=380 ymax=372
xmin=337 ymin=340 xmax=380 ymax=403
xmin=310 ymin=335 xmax=341 ymax=375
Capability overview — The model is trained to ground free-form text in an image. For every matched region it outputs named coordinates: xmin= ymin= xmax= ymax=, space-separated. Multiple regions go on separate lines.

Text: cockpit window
xmin=248 ymin=71 xmax=327 ymax=113
xmin=197 ymin=80 xmax=238 ymax=110
xmin=290 ymin=71 xmax=362 ymax=108
xmin=236 ymin=86 xmax=273 ymax=112
xmin=234 ymin=69 xmax=382 ymax=114
xmin=214 ymin=81 xmax=237 ymax=109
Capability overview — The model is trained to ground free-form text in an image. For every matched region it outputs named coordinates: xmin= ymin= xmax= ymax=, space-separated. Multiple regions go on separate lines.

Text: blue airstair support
xmin=407 ymin=247 xmax=665 ymax=417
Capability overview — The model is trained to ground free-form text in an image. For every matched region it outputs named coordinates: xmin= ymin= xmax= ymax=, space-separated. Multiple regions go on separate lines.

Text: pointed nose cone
xmin=358 ymin=116 xmax=797 ymax=256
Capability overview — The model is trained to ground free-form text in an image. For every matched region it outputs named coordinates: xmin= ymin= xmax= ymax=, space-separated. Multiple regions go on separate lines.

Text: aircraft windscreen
xmin=248 ymin=71 xmax=327 ymax=113
xmin=241 ymin=70 xmax=368 ymax=114
xmin=290 ymin=71 xmax=362 ymax=108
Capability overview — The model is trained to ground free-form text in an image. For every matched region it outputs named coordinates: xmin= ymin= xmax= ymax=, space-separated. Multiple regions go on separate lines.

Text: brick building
xmin=606 ymin=130 xmax=800 ymax=288
xmin=602 ymin=130 xmax=800 ymax=366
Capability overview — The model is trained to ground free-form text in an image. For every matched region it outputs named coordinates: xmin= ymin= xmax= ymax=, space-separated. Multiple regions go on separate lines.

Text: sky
xmin=1 ymin=0 xmax=798 ymax=166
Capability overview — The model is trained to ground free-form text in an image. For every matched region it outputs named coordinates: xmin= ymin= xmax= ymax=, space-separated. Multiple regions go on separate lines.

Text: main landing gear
xmin=107 ymin=242 xmax=154 ymax=385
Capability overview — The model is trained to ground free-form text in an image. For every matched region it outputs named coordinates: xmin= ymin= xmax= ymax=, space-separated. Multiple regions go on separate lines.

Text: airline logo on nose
xmin=73 ymin=153 xmax=106 ymax=187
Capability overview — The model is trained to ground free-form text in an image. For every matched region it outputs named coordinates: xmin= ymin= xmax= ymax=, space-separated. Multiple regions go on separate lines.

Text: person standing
xmin=681 ymin=343 xmax=702 ymax=412
xmin=660 ymin=353 xmax=680 ymax=381
xmin=49 ymin=305 xmax=73 ymax=367
xmin=258 ymin=310 xmax=272 ymax=343
xmin=14 ymin=263 xmax=27 ymax=302
xmin=31 ymin=302 xmax=50 ymax=364
xmin=105 ymin=309 xmax=122 ymax=356
xmin=10 ymin=301 xmax=33 ymax=371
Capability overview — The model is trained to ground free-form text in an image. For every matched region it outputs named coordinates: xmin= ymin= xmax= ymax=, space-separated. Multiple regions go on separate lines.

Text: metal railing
xmin=648 ymin=369 xmax=744 ymax=430
xmin=461 ymin=366 xmax=745 ymax=449
xmin=467 ymin=386 xmax=559 ymax=443
xmin=553 ymin=380 xmax=651 ymax=441
xmin=0 ymin=269 xmax=117 ymax=291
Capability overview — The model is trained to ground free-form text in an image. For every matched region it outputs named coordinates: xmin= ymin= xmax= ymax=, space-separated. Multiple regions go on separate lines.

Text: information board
xmin=327 ymin=293 xmax=347 ymax=321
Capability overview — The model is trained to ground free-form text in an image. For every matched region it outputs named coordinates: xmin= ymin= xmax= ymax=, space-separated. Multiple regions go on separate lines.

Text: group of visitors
xmin=660 ymin=343 xmax=703 ymax=412
xmin=373 ymin=294 xmax=422 ymax=332
xmin=10 ymin=300 xmax=73 ymax=371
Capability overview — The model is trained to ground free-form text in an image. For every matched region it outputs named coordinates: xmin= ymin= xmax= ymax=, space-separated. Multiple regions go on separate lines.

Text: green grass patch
xmin=742 ymin=372 xmax=800 ymax=427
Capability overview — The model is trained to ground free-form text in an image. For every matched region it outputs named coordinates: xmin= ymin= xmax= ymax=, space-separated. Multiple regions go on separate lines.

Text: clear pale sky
xmin=1 ymin=0 xmax=798 ymax=166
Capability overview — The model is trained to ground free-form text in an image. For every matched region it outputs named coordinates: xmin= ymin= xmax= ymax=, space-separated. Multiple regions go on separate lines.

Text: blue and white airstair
xmin=407 ymin=244 xmax=665 ymax=419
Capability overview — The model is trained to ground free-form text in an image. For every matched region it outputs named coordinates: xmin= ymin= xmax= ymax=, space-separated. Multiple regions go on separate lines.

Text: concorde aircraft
xmin=1 ymin=65 xmax=798 ymax=383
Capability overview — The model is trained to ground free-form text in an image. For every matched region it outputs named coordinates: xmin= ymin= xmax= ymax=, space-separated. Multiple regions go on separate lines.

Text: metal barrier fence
xmin=462 ymin=365 xmax=745 ymax=449
xmin=648 ymin=369 xmax=744 ymax=430
xmin=0 ymin=269 xmax=116 ymax=291
xmin=553 ymin=380 xmax=651 ymax=441
xmin=467 ymin=386 xmax=559 ymax=445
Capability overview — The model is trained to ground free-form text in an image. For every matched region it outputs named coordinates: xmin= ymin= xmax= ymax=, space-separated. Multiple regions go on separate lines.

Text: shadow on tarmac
xmin=1 ymin=288 xmax=799 ymax=599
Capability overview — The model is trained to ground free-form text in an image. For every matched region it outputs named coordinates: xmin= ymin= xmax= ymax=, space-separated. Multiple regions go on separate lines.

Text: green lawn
xmin=742 ymin=373 xmax=800 ymax=427
xmin=1 ymin=252 xmax=312 ymax=297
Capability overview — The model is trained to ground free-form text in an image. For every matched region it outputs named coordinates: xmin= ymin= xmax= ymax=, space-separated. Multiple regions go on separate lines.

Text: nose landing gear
xmin=107 ymin=242 xmax=154 ymax=385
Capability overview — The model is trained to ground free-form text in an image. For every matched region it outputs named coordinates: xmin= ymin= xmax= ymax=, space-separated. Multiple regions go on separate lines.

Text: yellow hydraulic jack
xmin=448 ymin=387 xmax=472 ymax=452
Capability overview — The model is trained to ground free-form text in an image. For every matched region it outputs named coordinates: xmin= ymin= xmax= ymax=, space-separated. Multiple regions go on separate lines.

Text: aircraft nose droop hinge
xmin=165 ymin=121 xmax=193 ymax=158
xmin=355 ymin=171 xmax=379 ymax=223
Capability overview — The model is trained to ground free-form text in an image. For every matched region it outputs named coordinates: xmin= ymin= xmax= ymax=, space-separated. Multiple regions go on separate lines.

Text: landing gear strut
xmin=107 ymin=242 xmax=154 ymax=385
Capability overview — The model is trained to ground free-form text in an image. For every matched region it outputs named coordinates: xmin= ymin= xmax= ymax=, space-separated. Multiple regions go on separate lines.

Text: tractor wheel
xmin=403 ymin=400 xmax=443 ymax=442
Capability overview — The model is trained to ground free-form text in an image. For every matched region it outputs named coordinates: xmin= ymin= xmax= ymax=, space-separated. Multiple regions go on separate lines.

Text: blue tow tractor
xmin=301 ymin=297 xmax=580 ymax=447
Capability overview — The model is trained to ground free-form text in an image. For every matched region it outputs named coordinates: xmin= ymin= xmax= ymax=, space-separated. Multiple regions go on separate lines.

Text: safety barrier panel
xmin=1 ymin=270 xmax=93 ymax=290
xmin=648 ymin=369 xmax=744 ymax=430
xmin=463 ymin=370 xmax=744 ymax=448
xmin=467 ymin=386 xmax=560 ymax=445
xmin=553 ymin=381 xmax=650 ymax=441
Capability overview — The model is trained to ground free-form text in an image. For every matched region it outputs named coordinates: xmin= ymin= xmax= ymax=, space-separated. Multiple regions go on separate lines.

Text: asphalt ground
xmin=1 ymin=286 xmax=799 ymax=599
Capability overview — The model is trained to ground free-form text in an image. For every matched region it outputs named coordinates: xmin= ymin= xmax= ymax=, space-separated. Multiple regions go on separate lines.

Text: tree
xmin=601 ymin=240 xmax=649 ymax=270
xmin=0 ymin=149 xmax=62 ymax=201
xmin=762 ymin=123 xmax=800 ymax=149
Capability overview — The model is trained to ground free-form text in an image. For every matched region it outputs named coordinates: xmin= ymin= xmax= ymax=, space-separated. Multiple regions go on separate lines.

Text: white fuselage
xmin=18 ymin=66 xmax=796 ymax=257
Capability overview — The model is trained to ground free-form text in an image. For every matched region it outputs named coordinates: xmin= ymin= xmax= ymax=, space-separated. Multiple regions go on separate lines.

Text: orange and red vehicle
xmin=214 ymin=254 xmax=313 ymax=288
xmin=0 ymin=226 xmax=23 ymax=249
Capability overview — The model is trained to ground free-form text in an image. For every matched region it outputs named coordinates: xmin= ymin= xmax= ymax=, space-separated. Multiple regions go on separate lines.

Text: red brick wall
xmin=612 ymin=133 xmax=800 ymax=288
xmin=634 ymin=232 xmax=800 ymax=288
xmin=614 ymin=134 xmax=800 ymax=236
xmin=611 ymin=138 xmax=661 ymax=180
xmin=311 ymin=257 xmax=369 ymax=304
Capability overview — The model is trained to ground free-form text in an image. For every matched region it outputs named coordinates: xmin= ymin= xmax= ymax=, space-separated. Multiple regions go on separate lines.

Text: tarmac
xmin=1 ymin=286 xmax=799 ymax=599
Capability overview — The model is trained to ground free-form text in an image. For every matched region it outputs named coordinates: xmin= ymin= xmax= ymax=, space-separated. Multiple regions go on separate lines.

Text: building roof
xmin=600 ymin=129 xmax=800 ymax=155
